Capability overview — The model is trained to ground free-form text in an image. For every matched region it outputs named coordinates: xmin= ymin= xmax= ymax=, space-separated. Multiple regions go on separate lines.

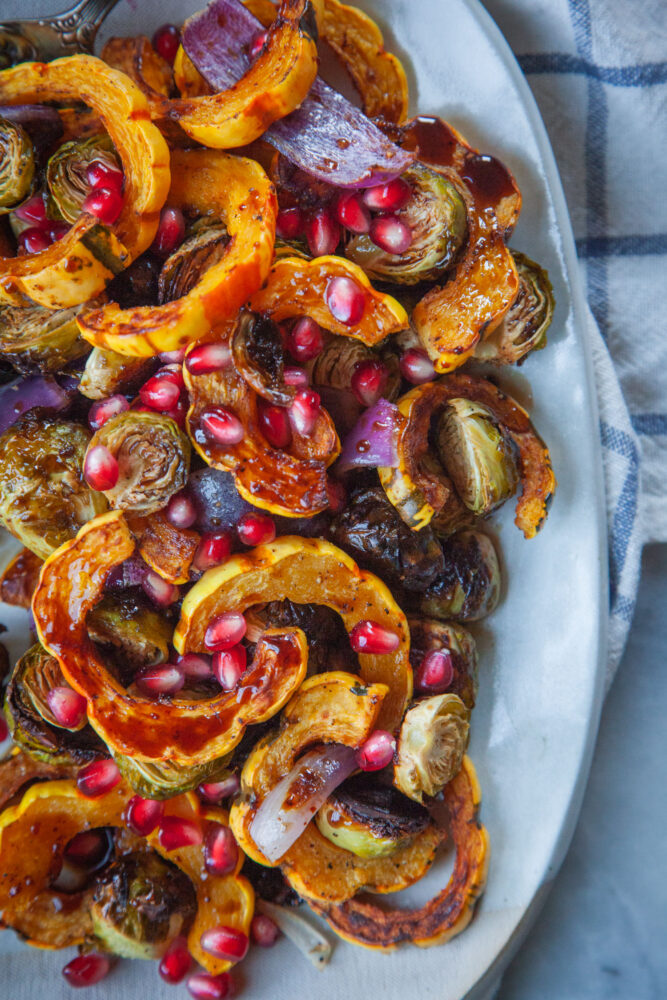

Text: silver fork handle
xmin=44 ymin=0 xmax=121 ymax=53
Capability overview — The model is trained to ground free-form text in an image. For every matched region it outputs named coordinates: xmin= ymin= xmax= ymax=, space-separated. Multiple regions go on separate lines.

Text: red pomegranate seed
xmin=159 ymin=936 xmax=192 ymax=984
xmin=201 ymin=926 xmax=249 ymax=963
xmin=47 ymin=221 xmax=71 ymax=242
xmin=356 ymin=730 xmax=396 ymax=771
xmin=62 ymin=954 xmax=111 ymax=988
xmin=186 ymin=342 xmax=232 ymax=376
xmin=205 ymin=611 xmax=247 ymax=651
xmin=81 ymin=185 xmax=123 ymax=226
xmin=369 ymin=215 xmax=412 ymax=254
xmin=349 ymin=620 xmax=400 ymax=654
xmin=136 ymin=664 xmax=185 ymax=697
xmin=287 ymin=316 xmax=324 ymax=362
xmin=18 ymin=226 xmax=51 ymax=254
xmin=142 ymin=570 xmax=180 ymax=607
xmin=52 ymin=859 xmax=88 ymax=893
xmin=177 ymin=652 xmax=214 ymax=680
xmin=159 ymin=815 xmax=203 ymax=851
xmin=362 ymin=177 xmax=412 ymax=212
xmin=276 ymin=206 xmax=304 ymax=240
xmin=204 ymin=824 xmax=239 ymax=876
xmin=64 ymin=829 xmax=112 ymax=870
xmin=326 ymin=477 xmax=347 ymax=512
xmin=351 ymin=359 xmax=388 ymax=407
xmin=139 ymin=373 xmax=181 ymax=411
xmin=213 ymin=644 xmax=247 ymax=691
xmin=415 ymin=649 xmax=455 ymax=694
xmin=193 ymin=532 xmax=232 ymax=572
xmin=153 ymin=205 xmax=186 ymax=255
xmin=305 ymin=209 xmax=341 ymax=257
xmin=125 ymin=795 xmax=164 ymax=836
xmin=335 ymin=192 xmax=371 ymax=234
xmin=283 ymin=365 xmax=309 ymax=387
xmin=400 ymin=348 xmax=436 ymax=384
xmin=84 ymin=445 xmax=118 ymax=492
xmin=237 ymin=511 xmax=276 ymax=547
xmin=160 ymin=363 xmax=186 ymax=390
xmin=0 ymin=716 xmax=8 ymax=742
xmin=251 ymin=914 xmax=281 ymax=947
xmin=249 ymin=29 xmax=268 ymax=59
xmin=200 ymin=406 xmax=244 ymax=446
xmin=14 ymin=192 xmax=47 ymax=224
xmin=152 ymin=23 xmax=180 ymax=64
xmin=325 ymin=275 xmax=365 ymax=326
xmin=258 ymin=402 xmax=292 ymax=450
xmin=46 ymin=686 xmax=87 ymax=729
xmin=77 ymin=759 xmax=121 ymax=798
xmin=198 ymin=774 xmax=240 ymax=803
xmin=166 ymin=491 xmax=197 ymax=529
xmin=289 ymin=387 xmax=320 ymax=436
xmin=160 ymin=347 xmax=187 ymax=364
xmin=187 ymin=972 xmax=233 ymax=1000
xmin=163 ymin=396 xmax=187 ymax=429
xmin=88 ymin=394 xmax=129 ymax=431
xmin=86 ymin=160 xmax=123 ymax=192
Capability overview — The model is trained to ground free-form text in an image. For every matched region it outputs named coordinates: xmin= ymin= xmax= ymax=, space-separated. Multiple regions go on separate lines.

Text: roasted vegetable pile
xmin=0 ymin=1 xmax=556 ymax=995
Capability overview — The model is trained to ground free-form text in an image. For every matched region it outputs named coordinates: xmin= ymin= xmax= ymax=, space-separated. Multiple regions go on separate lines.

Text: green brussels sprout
xmin=315 ymin=774 xmax=430 ymax=859
xmin=408 ymin=617 xmax=478 ymax=710
xmin=79 ymin=346 xmax=153 ymax=401
xmin=394 ymin=693 xmax=470 ymax=803
xmin=419 ymin=530 xmax=501 ymax=622
xmin=87 ymin=411 xmax=190 ymax=515
xmin=309 ymin=335 xmax=401 ymax=400
xmin=345 ymin=163 xmax=467 ymax=285
xmin=91 ymin=851 xmax=197 ymax=959
xmin=158 ymin=223 xmax=229 ymax=303
xmin=475 ymin=251 xmax=555 ymax=365
xmin=46 ymin=134 xmax=119 ymax=223
xmin=0 ymin=413 xmax=107 ymax=559
xmin=115 ymin=752 xmax=233 ymax=800
xmin=0 ymin=302 xmax=90 ymax=375
xmin=436 ymin=398 xmax=520 ymax=517
xmin=0 ymin=116 xmax=35 ymax=213
xmin=88 ymin=594 xmax=173 ymax=679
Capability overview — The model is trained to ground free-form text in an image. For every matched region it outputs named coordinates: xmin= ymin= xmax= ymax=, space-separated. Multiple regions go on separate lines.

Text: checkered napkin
xmin=483 ymin=0 xmax=667 ymax=686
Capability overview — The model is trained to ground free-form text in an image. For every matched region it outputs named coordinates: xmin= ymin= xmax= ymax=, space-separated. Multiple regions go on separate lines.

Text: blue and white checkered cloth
xmin=483 ymin=0 xmax=666 ymax=686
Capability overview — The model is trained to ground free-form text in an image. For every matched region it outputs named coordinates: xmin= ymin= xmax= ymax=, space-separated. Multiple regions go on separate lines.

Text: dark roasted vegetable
xmin=394 ymin=694 xmax=470 ymax=802
xmin=418 ymin=530 xmax=501 ymax=622
xmin=408 ymin=618 xmax=478 ymax=710
xmin=0 ymin=115 xmax=34 ymax=212
xmin=474 ymin=251 xmax=555 ymax=364
xmin=158 ymin=223 xmax=229 ymax=304
xmin=188 ymin=466 xmax=254 ymax=533
xmin=245 ymin=598 xmax=355 ymax=675
xmin=46 ymin=134 xmax=119 ymax=223
xmin=231 ymin=311 xmax=293 ymax=406
xmin=115 ymin=753 xmax=232 ymax=801
xmin=0 ymin=302 xmax=89 ymax=374
xmin=87 ymin=593 xmax=173 ymax=680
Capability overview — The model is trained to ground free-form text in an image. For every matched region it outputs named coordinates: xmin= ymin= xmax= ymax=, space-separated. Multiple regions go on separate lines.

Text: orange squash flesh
xmin=0 ymin=546 xmax=43 ymax=608
xmin=31 ymin=512 xmax=309 ymax=765
xmin=127 ymin=511 xmax=200 ymax=585
xmin=101 ymin=35 xmax=173 ymax=106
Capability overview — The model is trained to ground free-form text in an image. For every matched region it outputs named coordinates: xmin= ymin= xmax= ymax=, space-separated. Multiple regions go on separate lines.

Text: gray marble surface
xmin=496 ymin=544 xmax=667 ymax=999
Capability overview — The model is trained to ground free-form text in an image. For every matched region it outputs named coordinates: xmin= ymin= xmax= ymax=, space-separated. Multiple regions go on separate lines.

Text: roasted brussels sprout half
xmin=245 ymin=598 xmax=355 ymax=675
xmin=315 ymin=774 xmax=431 ymax=859
xmin=0 ymin=116 xmax=35 ymax=213
xmin=436 ymin=398 xmax=520 ymax=517
xmin=79 ymin=346 xmax=153 ymax=401
xmin=308 ymin=335 xmax=401 ymax=411
xmin=475 ymin=251 xmax=555 ymax=365
xmin=91 ymin=851 xmax=197 ymax=959
xmin=0 ymin=302 xmax=89 ymax=374
xmin=115 ymin=752 xmax=233 ymax=800
xmin=46 ymin=134 xmax=119 ymax=223
xmin=345 ymin=163 xmax=467 ymax=284
xmin=409 ymin=617 xmax=478 ymax=710
xmin=158 ymin=223 xmax=229 ymax=303
xmin=394 ymin=693 xmax=470 ymax=803
xmin=231 ymin=311 xmax=294 ymax=406
xmin=418 ymin=530 xmax=501 ymax=622
xmin=87 ymin=410 xmax=190 ymax=515
xmin=87 ymin=593 xmax=173 ymax=680
xmin=0 ymin=413 xmax=107 ymax=559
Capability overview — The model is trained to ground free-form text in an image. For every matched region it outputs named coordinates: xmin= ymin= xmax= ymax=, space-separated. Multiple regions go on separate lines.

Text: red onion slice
xmin=0 ymin=376 xmax=72 ymax=436
xmin=0 ymin=104 xmax=63 ymax=160
xmin=182 ymin=0 xmax=413 ymax=188
xmin=249 ymin=744 xmax=357 ymax=863
xmin=337 ymin=397 xmax=402 ymax=472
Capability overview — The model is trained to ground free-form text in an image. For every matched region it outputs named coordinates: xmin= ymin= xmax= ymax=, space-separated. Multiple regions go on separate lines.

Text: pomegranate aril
xmin=335 ymin=192 xmax=371 ymax=234
xmin=415 ymin=649 xmax=455 ymax=694
xmin=18 ymin=227 xmax=51 ymax=254
xmin=136 ymin=664 xmax=185 ymax=696
xmin=0 ymin=716 xmax=8 ymax=742
xmin=287 ymin=316 xmax=324 ymax=362
xmin=52 ymin=859 xmax=88 ymax=893
xmin=84 ymin=445 xmax=119 ymax=492
xmin=159 ymin=936 xmax=192 ymax=984
xmin=205 ymin=611 xmax=247 ymax=651
xmin=62 ymin=953 xmax=111 ymax=988
xmin=159 ymin=815 xmax=203 ymax=851
xmin=276 ymin=206 xmax=304 ymax=240
xmin=81 ymin=185 xmax=123 ymax=226
xmin=154 ymin=205 xmax=186 ymax=255
xmin=160 ymin=347 xmax=187 ymax=364
xmin=400 ymin=348 xmax=436 ymax=384
xmin=249 ymin=29 xmax=268 ymax=59
xmin=47 ymin=222 xmax=71 ymax=242
xmin=164 ymin=396 xmax=188 ymax=429
xmin=200 ymin=406 xmax=244 ymax=446
xmin=194 ymin=531 xmax=232 ymax=571
xmin=289 ymin=387 xmax=320 ymax=436
xmin=198 ymin=774 xmax=240 ymax=803
xmin=187 ymin=972 xmax=233 ymax=1000
xmin=326 ymin=477 xmax=347 ymax=513
xmin=356 ymin=729 xmax=396 ymax=771
xmin=77 ymin=759 xmax=121 ymax=798
xmin=46 ymin=686 xmax=87 ymax=729
xmin=201 ymin=926 xmax=249 ymax=963
xmin=325 ymin=275 xmax=365 ymax=326
xmin=152 ymin=23 xmax=180 ymax=64
xmin=369 ymin=215 xmax=412 ymax=254
xmin=349 ymin=619 xmax=400 ymax=654
xmin=237 ymin=511 xmax=276 ymax=547
xmin=258 ymin=402 xmax=292 ymax=450
xmin=186 ymin=342 xmax=232 ymax=375
xmin=305 ymin=209 xmax=341 ymax=257
xmin=351 ymin=359 xmax=388 ymax=407
xmin=159 ymin=363 xmax=186 ymax=390
xmin=251 ymin=914 xmax=280 ymax=947
xmin=86 ymin=159 xmax=123 ymax=192
xmin=283 ymin=365 xmax=309 ymax=387
xmin=125 ymin=795 xmax=164 ymax=836
xmin=142 ymin=570 xmax=180 ymax=607
xmin=166 ymin=491 xmax=197 ymax=529
xmin=213 ymin=644 xmax=247 ymax=691
xmin=177 ymin=652 xmax=214 ymax=680
xmin=88 ymin=394 xmax=129 ymax=430
xmin=64 ymin=828 xmax=113 ymax=870
xmin=14 ymin=192 xmax=47 ymax=224
xmin=362 ymin=177 xmax=412 ymax=212
xmin=204 ymin=824 xmax=239 ymax=876
xmin=139 ymin=373 xmax=181 ymax=411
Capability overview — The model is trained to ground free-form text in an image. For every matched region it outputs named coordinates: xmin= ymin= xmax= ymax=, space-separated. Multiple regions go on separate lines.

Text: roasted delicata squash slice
xmin=0 ymin=778 xmax=253 ymax=974
xmin=0 ymin=55 xmax=170 ymax=309
xmin=78 ymin=148 xmax=277 ymax=356
xmin=0 ymin=546 xmax=43 ymax=608
xmin=128 ymin=510 xmax=200 ymax=585
xmin=32 ymin=512 xmax=308 ymax=765
xmin=175 ymin=535 xmax=412 ymax=731
xmin=378 ymin=374 xmax=555 ymax=538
